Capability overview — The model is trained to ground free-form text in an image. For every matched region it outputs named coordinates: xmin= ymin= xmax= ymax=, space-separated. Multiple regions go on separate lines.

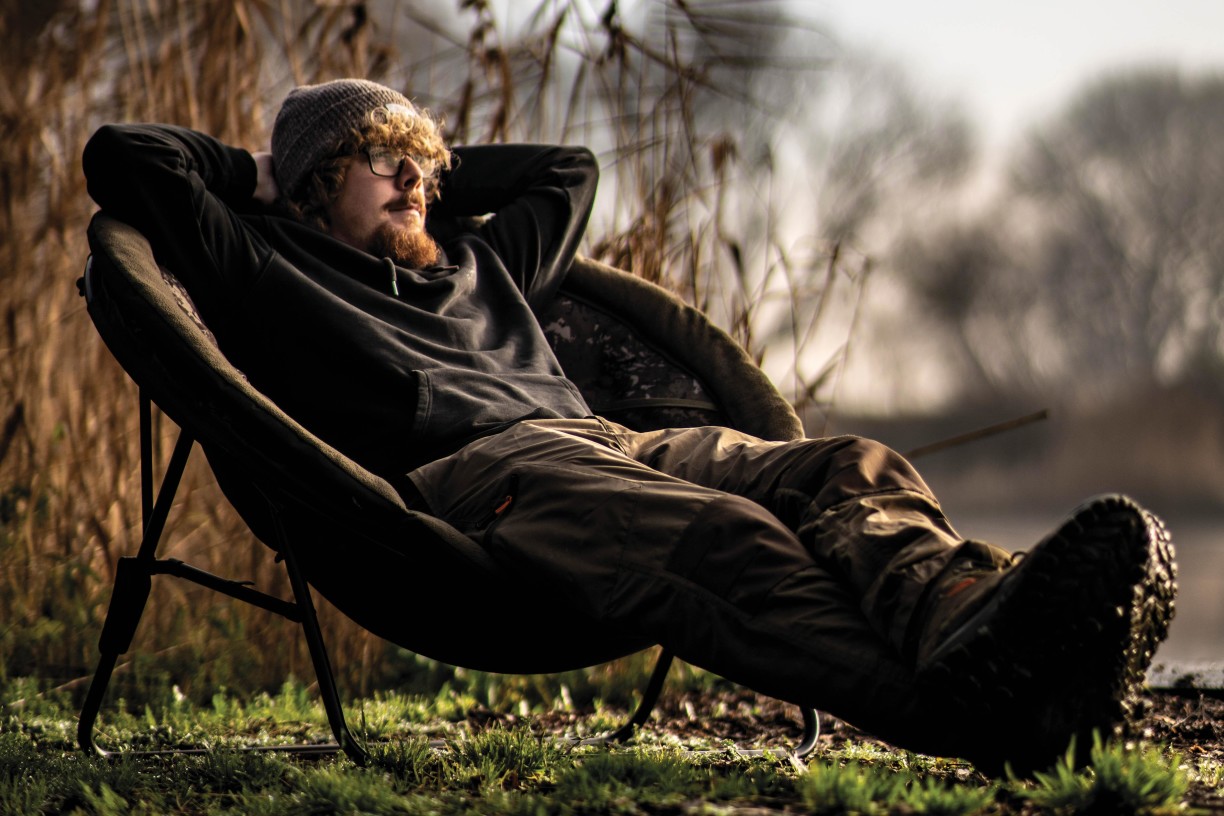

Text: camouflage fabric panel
xmin=540 ymin=294 xmax=728 ymax=431
xmin=159 ymin=266 xmax=219 ymax=349
xmin=156 ymin=265 xmax=252 ymax=384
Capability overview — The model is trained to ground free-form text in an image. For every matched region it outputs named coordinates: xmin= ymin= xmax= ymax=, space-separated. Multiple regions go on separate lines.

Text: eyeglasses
xmin=363 ymin=147 xmax=438 ymax=179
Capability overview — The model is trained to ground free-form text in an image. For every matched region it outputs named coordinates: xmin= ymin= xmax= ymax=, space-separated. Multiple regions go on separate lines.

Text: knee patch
xmin=784 ymin=436 xmax=935 ymax=515
xmin=666 ymin=495 xmax=808 ymax=614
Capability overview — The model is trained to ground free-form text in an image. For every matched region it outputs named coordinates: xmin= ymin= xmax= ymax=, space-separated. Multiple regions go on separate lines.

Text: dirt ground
xmin=1139 ymin=689 xmax=1224 ymax=810
xmin=525 ymin=687 xmax=1224 ymax=810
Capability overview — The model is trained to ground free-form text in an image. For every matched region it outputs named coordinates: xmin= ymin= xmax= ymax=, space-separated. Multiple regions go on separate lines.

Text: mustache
xmin=389 ymin=192 xmax=426 ymax=211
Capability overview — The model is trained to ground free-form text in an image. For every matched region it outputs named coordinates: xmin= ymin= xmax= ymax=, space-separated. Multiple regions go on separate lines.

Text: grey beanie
xmin=272 ymin=78 xmax=414 ymax=196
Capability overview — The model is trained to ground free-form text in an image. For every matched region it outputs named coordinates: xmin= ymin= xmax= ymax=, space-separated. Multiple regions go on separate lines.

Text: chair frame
xmin=76 ymin=219 xmax=820 ymax=763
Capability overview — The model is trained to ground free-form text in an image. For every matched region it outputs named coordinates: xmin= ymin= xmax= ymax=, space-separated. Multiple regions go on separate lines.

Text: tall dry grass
xmin=0 ymin=0 xmax=861 ymax=705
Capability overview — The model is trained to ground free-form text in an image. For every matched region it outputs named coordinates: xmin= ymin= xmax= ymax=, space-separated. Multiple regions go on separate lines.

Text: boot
xmin=912 ymin=494 xmax=1176 ymax=775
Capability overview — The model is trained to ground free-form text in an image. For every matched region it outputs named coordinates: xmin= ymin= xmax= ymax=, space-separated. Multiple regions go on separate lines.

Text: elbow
xmin=82 ymin=124 xmax=132 ymax=200
xmin=570 ymin=145 xmax=598 ymax=179
xmin=562 ymin=145 xmax=599 ymax=196
xmin=83 ymin=124 xmax=127 ymax=172
xmin=83 ymin=124 xmax=174 ymax=213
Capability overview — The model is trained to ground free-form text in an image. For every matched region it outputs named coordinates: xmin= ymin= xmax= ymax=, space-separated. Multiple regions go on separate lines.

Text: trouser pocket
xmin=482 ymin=463 xmax=643 ymax=621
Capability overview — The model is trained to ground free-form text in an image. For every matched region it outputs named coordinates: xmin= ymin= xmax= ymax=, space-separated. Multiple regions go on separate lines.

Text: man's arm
xmin=427 ymin=144 xmax=598 ymax=311
xmin=83 ymin=124 xmax=267 ymax=308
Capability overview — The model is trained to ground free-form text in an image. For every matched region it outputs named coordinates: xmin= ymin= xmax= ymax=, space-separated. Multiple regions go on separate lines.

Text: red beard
xmin=370 ymin=221 xmax=441 ymax=268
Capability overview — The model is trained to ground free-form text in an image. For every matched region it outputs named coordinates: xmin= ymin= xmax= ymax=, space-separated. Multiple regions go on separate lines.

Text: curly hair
xmin=280 ymin=104 xmax=451 ymax=233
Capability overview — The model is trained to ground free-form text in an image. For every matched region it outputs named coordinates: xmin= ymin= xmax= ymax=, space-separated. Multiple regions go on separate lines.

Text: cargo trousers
xmin=406 ymin=417 xmax=1013 ymax=756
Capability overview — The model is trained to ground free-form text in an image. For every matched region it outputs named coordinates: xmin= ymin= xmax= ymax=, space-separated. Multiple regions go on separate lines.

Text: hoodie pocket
xmin=414 ymin=368 xmax=590 ymax=444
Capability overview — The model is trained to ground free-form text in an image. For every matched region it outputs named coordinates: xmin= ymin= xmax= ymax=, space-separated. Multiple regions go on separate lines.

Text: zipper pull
xmin=477 ymin=495 xmax=514 ymax=529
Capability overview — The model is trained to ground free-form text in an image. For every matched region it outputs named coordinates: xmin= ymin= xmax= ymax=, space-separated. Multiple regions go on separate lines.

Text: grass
xmin=1015 ymin=734 xmax=1190 ymax=815
xmin=0 ymin=678 xmax=1205 ymax=815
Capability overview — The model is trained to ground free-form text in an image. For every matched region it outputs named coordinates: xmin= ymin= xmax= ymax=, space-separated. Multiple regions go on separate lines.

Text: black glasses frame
xmin=363 ymin=148 xmax=437 ymax=179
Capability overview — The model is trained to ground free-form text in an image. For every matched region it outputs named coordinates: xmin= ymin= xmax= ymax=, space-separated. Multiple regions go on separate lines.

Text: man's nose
xmin=395 ymin=158 xmax=424 ymax=189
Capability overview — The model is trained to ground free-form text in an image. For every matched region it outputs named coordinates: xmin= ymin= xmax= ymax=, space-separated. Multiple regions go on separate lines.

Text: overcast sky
xmin=816 ymin=0 xmax=1224 ymax=154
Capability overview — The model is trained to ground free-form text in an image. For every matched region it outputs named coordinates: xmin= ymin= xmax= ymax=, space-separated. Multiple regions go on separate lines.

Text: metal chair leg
xmin=266 ymin=501 xmax=370 ymax=766
xmin=78 ymin=406 xmax=356 ymax=761
xmin=78 ymin=424 xmax=194 ymax=757
xmin=578 ymin=648 xmax=675 ymax=746
xmin=77 ymin=652 xmax=120 ymax=756
xmin=574 ymin=652 xmax=821 ymax=759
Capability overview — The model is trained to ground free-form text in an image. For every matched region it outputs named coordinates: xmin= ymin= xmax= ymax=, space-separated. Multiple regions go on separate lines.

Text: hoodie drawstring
xmin=384 ymin=258 xmax=400 ymax=297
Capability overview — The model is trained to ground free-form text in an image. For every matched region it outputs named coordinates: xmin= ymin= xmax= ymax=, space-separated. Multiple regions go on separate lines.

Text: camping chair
xmin=77 ymin=212 xmax=820 ymax=763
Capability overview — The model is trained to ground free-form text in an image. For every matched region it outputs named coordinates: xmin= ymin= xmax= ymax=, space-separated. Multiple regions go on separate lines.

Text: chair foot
xmin=571 ymin=649 xmax=674 ymax=747
xmin=794 ymin=708 xmax=820 ymax=758
xmin=78 ymin=652 xmax=119 ymax=757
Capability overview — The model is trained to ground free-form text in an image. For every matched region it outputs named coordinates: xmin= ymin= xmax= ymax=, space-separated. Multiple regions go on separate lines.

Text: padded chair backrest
xmin=83 ymin=213 xmax=801 ymax=673
xmin=543 ymin=259 xmax=804 ymax=441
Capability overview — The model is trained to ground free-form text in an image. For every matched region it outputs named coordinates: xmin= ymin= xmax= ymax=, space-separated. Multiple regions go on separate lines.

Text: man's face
xmin=325 ymin=149 xmax=439 ymax=267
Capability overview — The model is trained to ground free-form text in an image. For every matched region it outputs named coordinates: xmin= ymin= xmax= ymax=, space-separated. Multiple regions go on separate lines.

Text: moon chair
xmin=76 ymin=212 xmax=819 ymax=763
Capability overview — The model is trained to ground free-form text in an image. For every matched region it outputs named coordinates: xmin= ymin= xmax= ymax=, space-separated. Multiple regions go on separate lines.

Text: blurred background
xmin=1 ymin=0 xmax=1221 ymax=708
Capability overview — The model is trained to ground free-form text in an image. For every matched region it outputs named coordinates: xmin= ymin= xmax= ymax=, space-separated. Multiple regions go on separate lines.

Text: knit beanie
xmin=272 ymin=78 xmax=415 ymax=196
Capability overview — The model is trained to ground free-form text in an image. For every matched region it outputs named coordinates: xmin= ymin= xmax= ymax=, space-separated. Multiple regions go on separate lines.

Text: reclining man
xmin=83 ymin=78 xmax=1176 ymax=775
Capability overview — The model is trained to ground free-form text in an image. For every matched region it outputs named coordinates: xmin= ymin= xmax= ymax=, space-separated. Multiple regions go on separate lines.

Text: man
xmin=83 ymin=78 xmax=1176 ymax=775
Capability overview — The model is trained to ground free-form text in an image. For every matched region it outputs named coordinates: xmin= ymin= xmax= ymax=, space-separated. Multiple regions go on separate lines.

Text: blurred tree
xmin=888 ymin=67 xmax=1224 ymax=407
xmin=890 ymin=222 xmax=1024 ymax=398
xmin=809 ymin=50 xmax=974 ymax=247
xmin=1013 ymin=67 xmax=1224 ymax=398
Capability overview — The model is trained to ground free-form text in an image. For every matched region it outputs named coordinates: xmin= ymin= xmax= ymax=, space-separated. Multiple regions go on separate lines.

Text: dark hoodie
xmin=83 ymin=124 xmax=598 ymax=477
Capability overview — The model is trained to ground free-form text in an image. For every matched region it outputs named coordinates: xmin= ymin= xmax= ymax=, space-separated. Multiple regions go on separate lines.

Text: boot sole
xmin=917 ymin=494 xmax=1176 ymax=774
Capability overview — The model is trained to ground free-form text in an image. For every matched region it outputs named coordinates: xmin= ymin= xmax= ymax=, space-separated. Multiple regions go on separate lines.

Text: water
xmin=951 ymin=510 xmax=1224 ymax=674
